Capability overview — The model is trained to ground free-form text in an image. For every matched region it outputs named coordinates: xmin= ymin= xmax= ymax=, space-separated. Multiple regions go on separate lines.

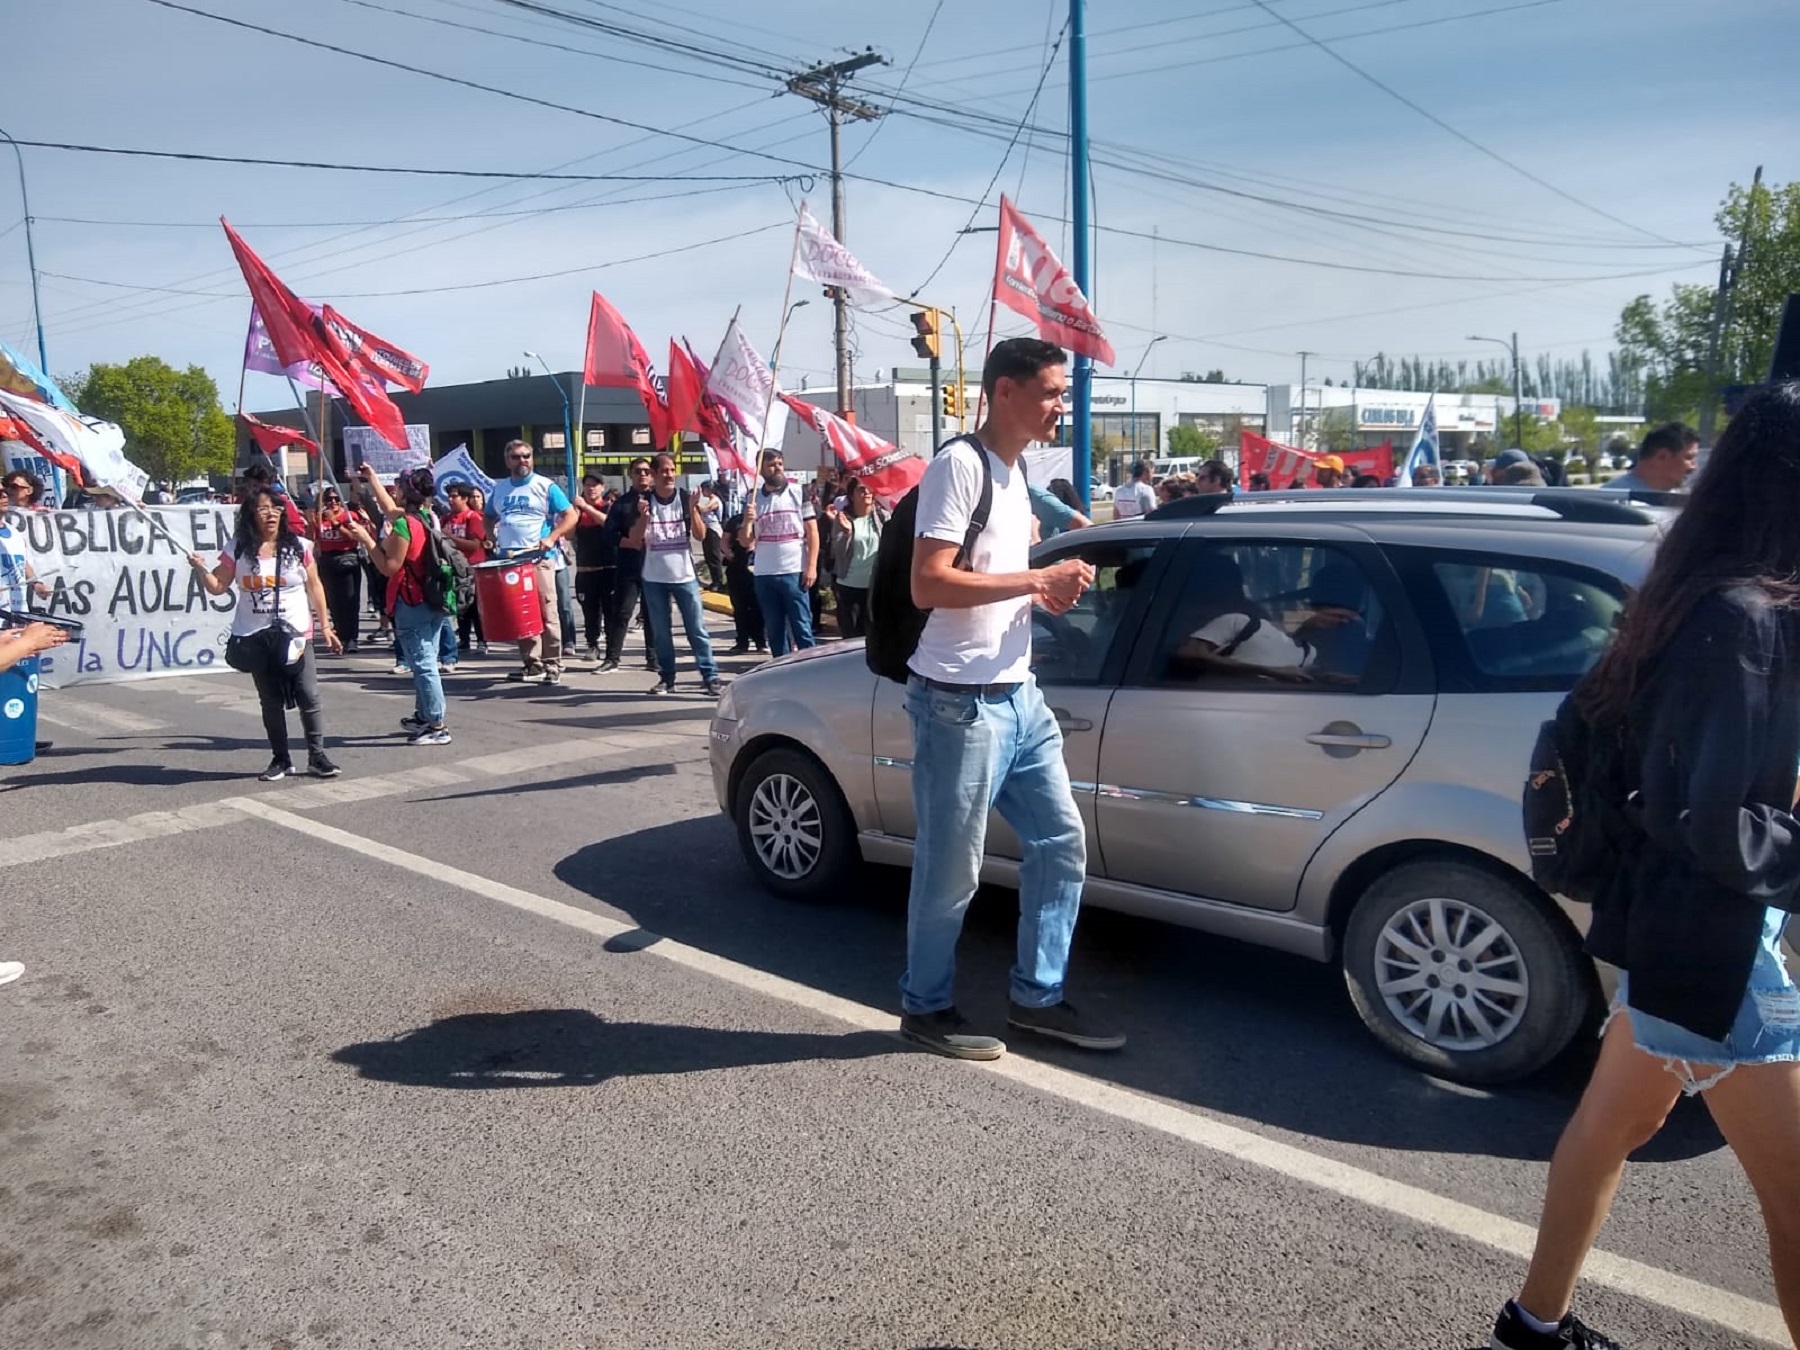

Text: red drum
xmin=473 ymin=559 xmax=543 ymax=642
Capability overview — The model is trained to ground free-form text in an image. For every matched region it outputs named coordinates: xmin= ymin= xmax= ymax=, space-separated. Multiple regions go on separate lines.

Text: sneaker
xmin=406 ymin=726 xmax=453 ymax=746
xmin=728 ymin=643 xmax=750 ymax=656
xmin=1490 ymin=1303 xmax=1623 ymax=1350
xmin=703 ymin=677 xmax=726 ymax=697
xmin=400 ymin=713 xmax=430 ymax=733
xmin=899 ymin=1008 xmax=1005 ymax=1061
xmin=308 ymin=753 xmax=342 ymax=779
xmin=598 ymin=657 xmax=619 ymax=672
xmin=476 ymin=640 xmax=489 ymax=656
xmin=540 ymin=670 xmax=562 ymax=687
xmin=585 ymin=644 xmax=601 ymax=662
xmin=1006 ymin=1000 xmax=1127 ymax=1051
xmin=506 ymin=667 xmax=543 ymax=683
xmin=257 ymin=758 xmax=293 ymax=782
xmin=342 ymin=642 xmax=359 ymax=655
xmin=390 ymin=662 xmax=410 ymax=676
xmin=0 ymin=960 xmax=24 ymax=987
xmin=441 ymin=661 xmax=458 ymax=673
xmin=647 ymin=679 xmax=674 ymax=696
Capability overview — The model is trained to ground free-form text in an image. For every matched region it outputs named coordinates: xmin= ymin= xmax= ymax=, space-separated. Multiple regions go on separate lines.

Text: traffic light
xmin=909 ymin=307 xmax=941 ymax=361
xmin=942 ymin=381 xmax=963 ymax=421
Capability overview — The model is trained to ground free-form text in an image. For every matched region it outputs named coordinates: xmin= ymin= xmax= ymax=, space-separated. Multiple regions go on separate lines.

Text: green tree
xmin=1559 ymin=406 xmax=1599 ymax=454
xmin=65 ymin=357 xmax=234 ymax=486
xmin=1314 ymin=407 xmax=1360 ymax=453
xmin=1615 ymin=176 xmax=1800 ymax=424
xmin=1179 ymin=369 xmax=1229 ymax=384
xmin=1165 ymin=423 xmax=1219 ymax=459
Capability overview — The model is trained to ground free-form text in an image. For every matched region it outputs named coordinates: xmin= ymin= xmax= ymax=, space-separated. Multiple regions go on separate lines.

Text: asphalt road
xmin=0 ymin=613 xmax=1790 ymax=1350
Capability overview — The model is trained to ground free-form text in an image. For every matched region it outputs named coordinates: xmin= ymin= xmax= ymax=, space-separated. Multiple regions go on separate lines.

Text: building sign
xmin=1359 ymin=406 xmax=1418 ymax=430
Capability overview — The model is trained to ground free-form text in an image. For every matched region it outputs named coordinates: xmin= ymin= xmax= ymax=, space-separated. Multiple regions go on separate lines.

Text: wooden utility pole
xmin=784 ymin=50 xmax=887 ymax=422
xmin=1699 ymin=165 xmax=1762 ymax=446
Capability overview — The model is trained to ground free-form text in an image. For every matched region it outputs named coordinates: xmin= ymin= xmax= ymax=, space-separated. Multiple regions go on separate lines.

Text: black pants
xmin=318 ymin=553 xmax=362 ymax=647
xmin=249 ymin=641 xmax=326 ymax=763
xmin=725 ymin=565 xmax=764 ymax=647
xmin=458 ymin=599 xmax=484 ymax=649
xmin=837 ymin=583 xmax=870 ymax=639
xmin=701 ymin=533 xmax=725 ymax=590
xmin=363 ymin=559 xmax=389 ymax=630
xmin=576 ymin=567 xmax=612 ymax=650
xmin=811 ymin=574 xmax=829 ymax=632
xmin=603 ymin=569 xmax=643 ymax=664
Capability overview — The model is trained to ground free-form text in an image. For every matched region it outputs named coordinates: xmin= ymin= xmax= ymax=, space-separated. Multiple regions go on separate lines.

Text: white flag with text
xmin=792 ymin=201 xmax=895 ymax=306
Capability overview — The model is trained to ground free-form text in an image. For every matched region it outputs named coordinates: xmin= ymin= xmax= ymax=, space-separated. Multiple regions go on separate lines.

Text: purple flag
xmin=243 ymin=304 xmax=334 ymax=392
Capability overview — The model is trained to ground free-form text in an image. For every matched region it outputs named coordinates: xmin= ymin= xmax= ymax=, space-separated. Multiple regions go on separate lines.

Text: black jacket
xmin=1586 ymin=585 xmax=1800 ymax=1039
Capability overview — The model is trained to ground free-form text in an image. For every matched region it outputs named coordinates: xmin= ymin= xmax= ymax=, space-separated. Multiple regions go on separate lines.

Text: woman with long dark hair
xmin=187 ymin=487 xmax=342 ymax=781
xmin=1490 ymin=384 xmax=1800 ymax=1350
xmin=827 ymin=478 xmax=884 ymax=639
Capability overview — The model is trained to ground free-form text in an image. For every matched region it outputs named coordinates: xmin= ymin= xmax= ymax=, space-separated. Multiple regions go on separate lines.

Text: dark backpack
xmin=866 ymin=436 xmax=993 ymax=684
xmin=411 ymin=512 xmax=467 ymax=615
xmin=1521 ymin=684 xmax=1640 ymax=904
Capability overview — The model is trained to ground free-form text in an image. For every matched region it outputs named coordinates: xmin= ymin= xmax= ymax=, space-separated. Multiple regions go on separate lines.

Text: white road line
xmin=0 ymin=801 xmax=246 ymax=866
xmin=225 ymin=797 xmax=1791 ymax=1349
xmin=35 ymin=701 xmax=169 ymax=734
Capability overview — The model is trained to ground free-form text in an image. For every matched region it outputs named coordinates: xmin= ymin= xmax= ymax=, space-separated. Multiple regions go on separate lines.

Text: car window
xmin=1030 ymin=543 xmax=1158 ymax=685
xmin=1426 ymin=558 xmax=1624 ymax=687
xmin=1149 ymin=542 xmax=1396 ymax=694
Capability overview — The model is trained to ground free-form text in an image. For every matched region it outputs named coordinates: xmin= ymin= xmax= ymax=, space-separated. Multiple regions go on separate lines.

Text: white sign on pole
xmin=343 ymin=423 xmax=431 ymax=476
xmin=5 ymin=504 xmax=243 ymax=689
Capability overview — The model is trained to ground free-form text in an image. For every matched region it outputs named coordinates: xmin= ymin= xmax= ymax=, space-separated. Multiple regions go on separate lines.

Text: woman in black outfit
xmin=1490 ymin=384 xmax=1800 ymax=1350
xmin=720 ymin=511 xmax=765 ymax=655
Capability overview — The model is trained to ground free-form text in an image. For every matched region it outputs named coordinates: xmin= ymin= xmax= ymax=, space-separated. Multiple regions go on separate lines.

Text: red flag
xmin=994 ymin=195 xmax=1116 ymax=367
xmin=1236 ymin=430 xmax=1393 ymax=487
xmin=240 ymin=412 xmax=319 ymax=457
xmin=320 ymin=308 xmax=427 ymax=393
xmin=582 ymin=292 xmax=673 ymax=448
xmin=0 ymin=410 xmax=82 ymax=480
xmin=780 ymin=394 xmax=924 ymax=507
xmin=220 ymin=219 xmax=414 ymax=449
xmin=673 ymin=340 xmax=749 ymax=474
xmin=666 ymin=339 xmax=705 ymax=436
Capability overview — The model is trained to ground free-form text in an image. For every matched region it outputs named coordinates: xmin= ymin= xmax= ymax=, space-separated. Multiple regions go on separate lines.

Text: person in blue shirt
xmin=1027 ymin=477 xmax=1091 ymax=542
xmin=485 ymin=440 xmax=579 ymax=686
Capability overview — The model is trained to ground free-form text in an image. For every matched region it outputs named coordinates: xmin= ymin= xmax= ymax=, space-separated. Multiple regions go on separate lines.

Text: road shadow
xmin=333 ymin=1009 xmax=896 ymax=1088
xmin=555 ymin=818 xmax=1725 ymax=1164
xmin=0 ymin=763 xmax=249 ymax=787
xmin=413 ymin=763 xmax=676 ymax=802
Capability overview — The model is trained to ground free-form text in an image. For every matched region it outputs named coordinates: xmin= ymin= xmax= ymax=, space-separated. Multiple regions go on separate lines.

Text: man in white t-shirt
xmin=1113 ymin=460 xmax=1155 ymax=520
xmin=742 ymin=449 xmax=818 ymax=657
xmin=485 ymin=439 xmax=579 ymax=686
xmin=898 ymin=337 xmax=1125 ymax=1062
xmin=627 ymin=451 xmax=723 ymax=697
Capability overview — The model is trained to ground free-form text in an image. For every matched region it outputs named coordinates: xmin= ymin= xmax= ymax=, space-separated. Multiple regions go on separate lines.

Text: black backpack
xmin=866 ymin=436 xmax=992 ymax=684
xmin=1521 ymin=683 xmax=1640 ymax=904
xmin=411 ymin=512 xmax=467 ymax=615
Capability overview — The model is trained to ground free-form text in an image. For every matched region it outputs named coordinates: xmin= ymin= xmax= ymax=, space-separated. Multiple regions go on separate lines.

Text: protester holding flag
xmin=742 ymin=449 xmax=817 ymax=658
xmin=308 ymin=485 xmax=371 ymax=654
xmin=628 ymin=451 xmax=722 ymax=697
xmin=187 ymin=489 xmax=342 ymax=782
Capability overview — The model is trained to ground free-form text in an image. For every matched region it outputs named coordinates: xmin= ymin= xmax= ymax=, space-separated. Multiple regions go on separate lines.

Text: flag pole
xmin=762 ymin=208 xmax=803 ymax=467
xmin=975 ymin=212 xmax=1004 ymax=428
xmin=576 ymin=296 xmax=592 ymax=476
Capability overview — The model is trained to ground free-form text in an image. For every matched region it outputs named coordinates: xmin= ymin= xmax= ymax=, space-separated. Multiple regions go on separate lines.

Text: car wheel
xmin=1342 ymin=861 xmax=1590 ymax=1084
xmin=733 ymin=747 xmax=859 ymax=902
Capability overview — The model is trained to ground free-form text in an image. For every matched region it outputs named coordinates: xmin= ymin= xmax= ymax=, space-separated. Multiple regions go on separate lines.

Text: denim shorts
xmin=1612 ymin=906 xmax=1800 ymax=1093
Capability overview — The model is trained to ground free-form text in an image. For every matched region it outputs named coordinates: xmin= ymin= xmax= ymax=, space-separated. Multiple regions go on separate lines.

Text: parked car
xmin=1090 ymin=479 xmax=1115 ymax=503
xmin=710 ymin=488 xmax=1676 ymax=1083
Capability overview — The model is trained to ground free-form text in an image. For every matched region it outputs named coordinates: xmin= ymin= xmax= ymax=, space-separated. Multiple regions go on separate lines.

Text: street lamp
xmin=523 ymin=350 xmax=575 ymax=487
xmin=0 ymin=126 xmax=46 ymax=372
xmin=1130 ymin=335 xmax=1167 ymax=467
xmin=1467 ymin=332 xmax=1524 ymax=453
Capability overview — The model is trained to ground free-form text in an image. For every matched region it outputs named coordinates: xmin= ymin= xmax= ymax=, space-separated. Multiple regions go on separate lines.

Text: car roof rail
xmin=1141 ymin=485 xmax=1672 ymax=525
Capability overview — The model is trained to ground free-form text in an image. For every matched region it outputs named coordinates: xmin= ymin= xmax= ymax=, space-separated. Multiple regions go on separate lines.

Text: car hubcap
xmin=1373 ymin=897 xmax=1529 ymax=1051
xmin=747 ymin=773 xmax=823 ymax=880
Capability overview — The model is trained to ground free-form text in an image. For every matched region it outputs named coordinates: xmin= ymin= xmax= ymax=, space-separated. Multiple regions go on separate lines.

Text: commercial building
xmin=1268 ymin=385 xmax=1563 ymax=457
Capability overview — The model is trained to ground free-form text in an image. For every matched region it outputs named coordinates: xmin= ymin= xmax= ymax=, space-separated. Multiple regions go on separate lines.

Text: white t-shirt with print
xmin=224 ymin=539 xmax=316 ymax=638
xmin=1191 ymin=613 xmax=1311 ymax=670
xmin=751 ymin=481 xmax=814 ymax=577
xmin=640 ymin=490 xmax=697 ymax=585
xmin=909 ymin=439 xmax=1033 ymax=686
xmin=0 ymin=518 xmax=29 ymax=612
xmin=1114 ymin=480 xmax=1155 ymax=520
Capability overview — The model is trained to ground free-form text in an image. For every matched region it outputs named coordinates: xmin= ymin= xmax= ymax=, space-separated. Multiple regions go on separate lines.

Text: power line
xmin=843 ymin=0 xmax=941 ymax=170
xmin=1241 ymin=0 xmax=1676 ymax=244
xmin=4 ymin=137 xmax=789 ymax=182
xmin=41 ymin=220 xmax=790 ymax=300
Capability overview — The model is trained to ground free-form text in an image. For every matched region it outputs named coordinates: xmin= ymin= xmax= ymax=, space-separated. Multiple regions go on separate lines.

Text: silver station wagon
xmin=709 ymin=488 xmax=1674 ymax=1084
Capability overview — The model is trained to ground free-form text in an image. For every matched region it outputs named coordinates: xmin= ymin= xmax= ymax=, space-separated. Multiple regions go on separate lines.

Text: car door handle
xmin=1305 ymin=731 xmax=1391 ymax=749
xmin=1052 ymin=707 xmax=1094 ymax=733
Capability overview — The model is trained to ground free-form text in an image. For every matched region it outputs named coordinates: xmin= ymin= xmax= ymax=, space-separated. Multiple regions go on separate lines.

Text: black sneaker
xmin=400 ymin=713 xmax=430 ymax=733
xmin=308 ymin=753 xmax=342 ymax=779
xmin=647 ymin=679 xmax=674 ymax=696
xmin=506 ymin=667 xmax=542 ymax=683
xmin=540 ymin=670 xmax=562 ymax=687
xmin=598 ymin=658 xmax=620 ymax=672
xmin=1006 ymin=1000 xmax=1127 ymax=1051
xmin=257 ymin=758 xmax=293 ymax=782
xmin=1491 ymin=1303 xmax=1623 ymax=1350
xmin=899 ymin=1008 xmax=1005 ymax=1061
xmin=728 ymin=643 xmax=749 ymax=655
xmin=703 ymin=677 xmax=726 ymax=697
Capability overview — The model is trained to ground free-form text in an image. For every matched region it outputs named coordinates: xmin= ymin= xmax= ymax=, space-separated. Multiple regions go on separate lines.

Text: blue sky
xmin=3 ymin=0 xmax=1795 ymax=412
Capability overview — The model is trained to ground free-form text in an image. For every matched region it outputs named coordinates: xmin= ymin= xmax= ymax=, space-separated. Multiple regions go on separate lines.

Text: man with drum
xmin=486 ymin=440 xmax=578 ymax=687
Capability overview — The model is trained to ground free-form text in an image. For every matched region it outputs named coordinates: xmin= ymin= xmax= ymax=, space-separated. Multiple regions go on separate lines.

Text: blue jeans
xmin=394 ymin=599 xmax=453 ymax=726
xmin=437 ymin=613 xmax=458 ymax=667
xmin=641 ymin=578 xmax=718 ymax=684
xmin=900 ymin=674 xmax=1088 ymax=1015
xmin=753 ymin=571 xmax=814 ymax=658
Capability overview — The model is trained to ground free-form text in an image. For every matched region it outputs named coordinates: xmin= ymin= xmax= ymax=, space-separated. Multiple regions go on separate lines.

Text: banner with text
xmin=343 ymin=423 xmax=431 ymax=477
xmin=4 ymin=505 xmax=242 ymax=689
